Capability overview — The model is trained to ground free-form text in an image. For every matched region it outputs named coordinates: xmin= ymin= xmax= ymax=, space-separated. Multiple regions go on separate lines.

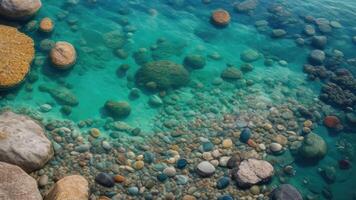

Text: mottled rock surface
xmin=0 ymin=111 xmax=53 ymax=172
xmin=0 ymin=0 xmax=42 ymax=19
xmin=0 ymin=162 xmax=42 ymax=200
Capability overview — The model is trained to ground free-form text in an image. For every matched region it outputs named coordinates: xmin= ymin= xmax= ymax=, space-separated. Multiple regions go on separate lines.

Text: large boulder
xmin=270 ymin=184 xmax=303 ymax=200
xmin=135 ymin=60 xmax=190 ymax=90
xmin=298 ymin=132 xmax=327 ymax=161
xmin=0 ymin=0 xmax=41 ymax=20
xmin=0 ymin=25 xmax=34 ymax=89
xmin=0 ymin=111 xmax=53 ymax=172
xmin=44 ymin=175 xmax=89 ymax=200
xmin=234 ymin=158 xmax=274 ymax=187
xmin=0 ymin=162 xmax=42 ymax=200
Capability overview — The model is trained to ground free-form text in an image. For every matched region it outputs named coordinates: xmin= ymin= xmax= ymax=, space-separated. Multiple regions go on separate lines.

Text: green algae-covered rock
xmin=39 ymin=85 xmax=78 ymax=106
xmin=135 ymin=60 xmax=189 ymax=90
xmin=183 ymin=54 xmax=206 ymax=69
xmin=298 ymin=132 xmax=327 ymax=160
xmin=105 ymin=100 xmax=131 ymax=118
xmin=221 ymin=67 xmax=242 ymax=80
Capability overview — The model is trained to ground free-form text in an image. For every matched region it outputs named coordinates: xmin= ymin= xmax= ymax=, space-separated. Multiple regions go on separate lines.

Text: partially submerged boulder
xmin=0 ymin=25 xmax=34 ymax=89
xmin=0 ymin=111 xmax=53 ymax=172
xmin=45 ymin=175 xmax=89 ymax=200
xmin=0 ymin=162 xmax=42 ymax=200
xmin=0 ymin=0 xmax=42 ymax=20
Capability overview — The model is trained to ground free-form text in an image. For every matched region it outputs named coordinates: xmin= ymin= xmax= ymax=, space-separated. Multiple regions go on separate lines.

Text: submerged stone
xmin=216 ymin=176 xmax=230 ymax=189
xmin=135 ymin=60 xmax=190 ymax=90
xmin=240 ymin=49 xmax=260 ymax=62
xmin=183 ymin=54 xmax=206 ymax=69
xmin=50 ymin=41 xmax=77 ymax=69
xmin=270 ymin=184 xmax=303 ymax=200
xmin=95 ymin=172 xmax=115 ymax=187
xmin=196 ymin=161 xmax=216 ymax=177
xmin=234 ymin=159 xmax=274 ymax=187
xmin=298 ymin=132 xmax=327 ymax=161
xmin=104 ymin=100 xmax=131 ymax=118
xmin=221 ymin=67 xmax=242 ymax=80
xmin=240 ymin=128 xmax=252 ymax=143
xmin=211 ymin=9 xmax=231 ymax=27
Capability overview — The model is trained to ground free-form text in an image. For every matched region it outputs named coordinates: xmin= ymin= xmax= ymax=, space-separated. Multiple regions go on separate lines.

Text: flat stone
xmin=235 ymin=159 xmax=274 ymax=186
xmin=196 ymin=161 xmax=216 ymax=177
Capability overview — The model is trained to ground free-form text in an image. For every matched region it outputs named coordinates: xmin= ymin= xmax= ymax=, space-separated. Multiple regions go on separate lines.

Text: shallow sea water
xmin=1 ymin=0 xmax=356 ymax=199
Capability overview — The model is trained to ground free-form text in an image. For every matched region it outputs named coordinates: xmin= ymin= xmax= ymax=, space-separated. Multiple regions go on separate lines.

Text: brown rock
xmin=45 ymin=175 xmax=89 ymax=200
xmin=39 ymin=17 xmax=54 ymax=32
xmin=211 ymin=9 xmax=230 ymax=27
xmin=0 ymin=162 xmax=42 ymax=200
xmin=50 ymin=41 xmax=76 ymax=69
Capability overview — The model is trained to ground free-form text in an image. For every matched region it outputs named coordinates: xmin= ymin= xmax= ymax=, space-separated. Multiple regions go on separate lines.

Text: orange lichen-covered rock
xmin=0 ymin=25 xmax=34 ymax=89
xmin=211 ymin=9 xmax=231 ymax=27
xmin=39 ymin=17 xmax=54 ymax=32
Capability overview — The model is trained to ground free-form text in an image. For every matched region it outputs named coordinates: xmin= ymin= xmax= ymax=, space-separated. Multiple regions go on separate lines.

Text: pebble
xmin=163 ymin=167 xmax=176 ymax=177
xmin=250 ymin=185 xmax=260 ymax=195
xmin=143 ymin=152 xmax=155 ymax=164
xmin=240 ymin=128 xmax=251 ymax=143
xmin=202 ymin=141 xmax=214 ymax=152
xmin=219 ymin=156 xmax=231 ymax=167
xmin=128 ymin=186 xmax=139 ymax=195
xmin=95 ymin=172 xmax=115 ymax=188
xmin=182 ymin=195 xmax=197 ymax=200
xmin=157 ymin=173 xmax=168 ymax=182
xmin=114 ymin=175 xmax=125 ymax=183
xmin=270 ymin=142 xmax=283 ymax=153
xmin=74 ymin=144 xmax=90 ymax=153
xmin=90 ymin=128 xmax=101 ymax=138
xmin=176 ymin=158 xmax=188 ymax=169
xmin=133 ymin=161 xmax=144 ymax=170
xmin=40 ymin=104 xmax=52 ymax=112
xmin=38 ymin=175 xmax=49 ymax=187
xmin=258 ymin=143 xmax=266 ymax=151
xmin=102 ymin=141 xmax=112 ymax=150
xmin=196 ymin=161 xmax=215 ymax=177
xmin=176 ymin=175 xmax=189 ymax=185
xmin=216 ymin=176 xmax=230 ymax=189
xmin=222 ymin=139 xmax=233 ymax=148
xmin=217 ymin=195 xmax=233 ymax=200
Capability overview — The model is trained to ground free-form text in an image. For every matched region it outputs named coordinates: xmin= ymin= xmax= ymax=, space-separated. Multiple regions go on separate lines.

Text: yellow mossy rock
xmin=0 ymin=25 xmax=34 ymax=89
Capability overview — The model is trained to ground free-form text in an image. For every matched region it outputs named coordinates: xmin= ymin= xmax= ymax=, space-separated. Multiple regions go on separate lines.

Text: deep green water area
xmin=1 ymin=0 xmax=356 ymax=199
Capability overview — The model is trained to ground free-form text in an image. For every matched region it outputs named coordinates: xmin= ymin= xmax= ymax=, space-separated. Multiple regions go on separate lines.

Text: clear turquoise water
xmin=1 ymin=0 xmax=356 ymax=199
